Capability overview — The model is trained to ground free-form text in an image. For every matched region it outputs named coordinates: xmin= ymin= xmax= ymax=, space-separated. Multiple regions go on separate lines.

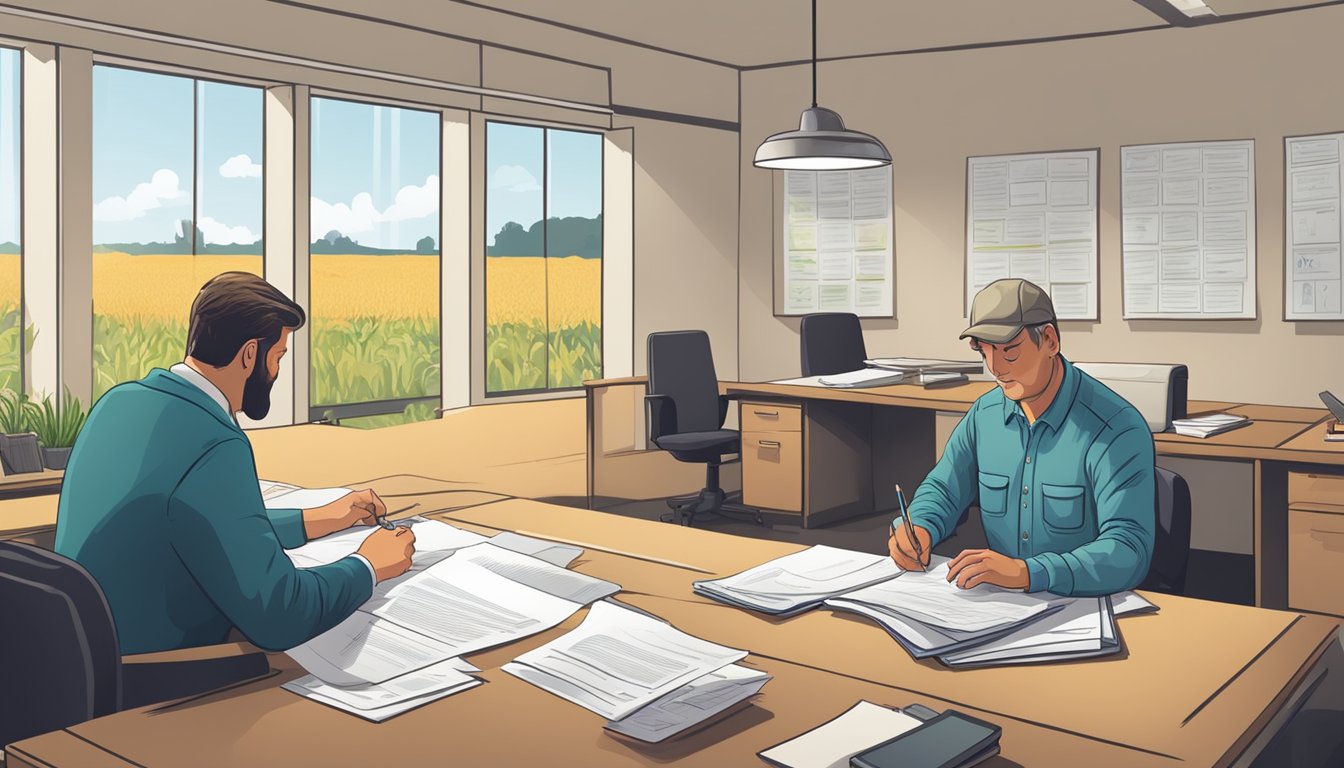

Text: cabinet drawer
xmin=740 ymin=402 xmax=801 ymax=432
xmin=1289 ymin=472 xmax=1344 ymax=514
xmin=1289 ymin=509 xmax=1344 ymax=616
xmin=742 ymin=431 xmax=802 ymax=513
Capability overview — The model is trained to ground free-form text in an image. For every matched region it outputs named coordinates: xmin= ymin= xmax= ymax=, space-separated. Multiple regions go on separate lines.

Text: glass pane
xmin=485 ymin=122 xmax=546 ymax=394
xmin=92 ymin=66 xmax=197 ymax=401
xmin=0 ymin=49 xmax=21 ymax=393
xmin=545 ymin=129 xmax=602 ymax=389
xmin=309 ymin=97 xmax=441 ymax=414
xmin=196 ymin=80 xmax=263 ymax=258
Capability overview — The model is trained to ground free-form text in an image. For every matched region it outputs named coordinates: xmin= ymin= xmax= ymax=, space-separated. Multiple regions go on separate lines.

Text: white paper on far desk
xmin=503 ymin=600 xmax=747 ymax=721
xmin=286 ymin=610 xmax=462 ymax=686
xmin=374 ymin=557 xmax=582 ymax=655
xmin=757 ymin=700 xmax=922 ymax=768
xmin=603 ymin=663 xmax=771 ymax=743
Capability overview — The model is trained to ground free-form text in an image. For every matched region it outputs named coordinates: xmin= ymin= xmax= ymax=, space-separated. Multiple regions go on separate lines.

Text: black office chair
xmin=1140 ymin=467 xmax=1192 ymax=594
xmin=800 ymin=312 xmax=867 ymax=377
xmin=646 ymin=331 xmax=750 ymax=526
xmin=0 ymin=541 xmax=271 ymax=751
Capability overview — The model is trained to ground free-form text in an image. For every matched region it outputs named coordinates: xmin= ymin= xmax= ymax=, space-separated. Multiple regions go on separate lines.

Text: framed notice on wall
xmin=1284 ymin=131 xmax=1344 ymax=320
xmin=965 ymin=149 xmax=1099 ymax=320
xmin=778 ymin=168 xmax=893 ymax=317
xmin=1120 ymin=139 xmax=1257 ymax=319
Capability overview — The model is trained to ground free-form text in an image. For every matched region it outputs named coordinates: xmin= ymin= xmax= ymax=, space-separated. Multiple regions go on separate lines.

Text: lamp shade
xmin=753 ymin=107 xmax=891 ymax=171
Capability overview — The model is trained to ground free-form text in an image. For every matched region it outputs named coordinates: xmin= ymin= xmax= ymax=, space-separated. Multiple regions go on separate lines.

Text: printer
xmin=1073 ymin=362 xmax=1189 ymax=433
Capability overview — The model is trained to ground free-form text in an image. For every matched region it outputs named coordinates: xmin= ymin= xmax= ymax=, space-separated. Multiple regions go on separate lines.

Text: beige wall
xmin=740 ymin=6 xmax=1344 ymax=406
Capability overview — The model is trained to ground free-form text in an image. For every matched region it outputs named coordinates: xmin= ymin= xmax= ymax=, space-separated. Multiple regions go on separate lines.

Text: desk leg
xmin=870 ymin=406 xmax=938 ymax=515
xmin=1257 ymin=460 xmax=1290 ymax=609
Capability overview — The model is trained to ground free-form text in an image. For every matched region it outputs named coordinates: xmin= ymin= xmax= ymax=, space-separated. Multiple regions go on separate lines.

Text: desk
xmin=9 ymin=494 xmax=1336 ymax=767
xmin=585 ymin=377 xmax=1342 ymax=612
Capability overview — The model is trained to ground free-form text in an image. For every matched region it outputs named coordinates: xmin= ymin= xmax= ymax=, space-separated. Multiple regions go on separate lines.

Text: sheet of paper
xmin=504 ymin=601 xmax=747 ymax=721
xmin=967 ymin=150 xmax=1098 ymax=319
xmin=451 ymin=542 xmax=618 ymax=605
xmin=782 ymin=168 xmax=892 ymax=316
xmin=283 ymin=658 xmax=483 ymax=722
xmin=1122 ymin=140 xmax=1256 ymax=318
xmin=603 ymin=664 xmax=771 ymax=743
xmin=489 ymin=532 xmax=582 ymax=568
xmin=285 ymin=610 xmax=462 ymax=686
xmin=373 ymin=558 xmax=581 ymax=654
xmin=939 ymin=597 xmax=1108 ymax=665
xmin=694 ymin=545 xmax=900 ymax=615
xmin=284 ymin=517 xmax=488 ymax=571
xmin=757 ymin=701 xmax=923 ymax=768
xmin=263 ymin=486 xmax=352 ymax=510
xmin=1285 ymin=133 xmax=1344 ymax=320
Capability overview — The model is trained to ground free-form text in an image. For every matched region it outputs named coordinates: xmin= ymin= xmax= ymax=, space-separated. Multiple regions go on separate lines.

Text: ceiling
xmin=468 ymin=0 xmax=1341 ymax=68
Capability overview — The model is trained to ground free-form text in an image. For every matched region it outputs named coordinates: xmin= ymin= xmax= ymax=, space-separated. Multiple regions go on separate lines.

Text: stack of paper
xmin=504 ymin=601 xmax=762 ymax=739
xmin=864 ymin=357 xmax=983 ymax=374
xmin=1171 ymin=412 xmax=1251 ymax=438
xmin=817 ymin=368 xmax=906 ymax=388
xmin=282 ymin=657 xmax=483 ymax=722
xmin=693 ymin=545 xmax=901 ymax=617
xmin=919 ymin=371 xmax=969 ymax=388
xmin=603 ymin=663 xmax=771 ymax=743
xmin=824 ymin=558 xmax=1071 ymax=659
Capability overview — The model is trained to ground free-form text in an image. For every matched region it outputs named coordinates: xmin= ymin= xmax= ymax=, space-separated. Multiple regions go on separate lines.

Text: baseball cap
xmin=960 ymin=279 xmax=1057 ymax=344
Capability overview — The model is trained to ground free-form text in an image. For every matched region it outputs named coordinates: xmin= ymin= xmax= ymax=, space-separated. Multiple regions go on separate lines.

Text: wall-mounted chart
xmin=1284 ymin=132 xmax=1343 ymax=320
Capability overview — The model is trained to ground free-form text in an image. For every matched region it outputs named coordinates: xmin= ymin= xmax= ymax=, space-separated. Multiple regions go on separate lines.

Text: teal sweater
xmin=55 ymin=368 xmax=372 ymax=653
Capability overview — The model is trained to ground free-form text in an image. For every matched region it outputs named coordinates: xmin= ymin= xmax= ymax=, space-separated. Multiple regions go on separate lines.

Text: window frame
xmin=483 ymin=118 xmax=605 ymax=399
xmin=0 ymin=44 xmax=26 ymax=394
xmin=305 ymin=92 xmax=445 ymax=423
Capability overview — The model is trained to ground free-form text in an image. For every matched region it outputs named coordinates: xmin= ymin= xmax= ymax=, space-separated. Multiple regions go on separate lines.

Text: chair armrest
xmin=718 ymin=394 xmax=733 ymax=427
xmin=645 ymin=394 xmax=677 ymax=443
xmin=121 ymin=641 xmax=271 ymax=710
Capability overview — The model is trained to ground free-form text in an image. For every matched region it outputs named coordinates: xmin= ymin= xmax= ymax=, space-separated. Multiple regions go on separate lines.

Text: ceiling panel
xmin=479 ymin=0 xmax=1165 ymax=67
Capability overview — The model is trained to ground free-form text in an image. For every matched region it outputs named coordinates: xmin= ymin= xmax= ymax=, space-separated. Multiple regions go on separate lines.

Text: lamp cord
xmin=811 ymin=0 xmax=817 ymax=108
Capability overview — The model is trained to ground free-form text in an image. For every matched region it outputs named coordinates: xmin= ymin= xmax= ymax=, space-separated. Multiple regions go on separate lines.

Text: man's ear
xmin=1044 ymin=324 xmax=1061 ymax=355
xmin=240 ymin=338 xmax=259 ymax=371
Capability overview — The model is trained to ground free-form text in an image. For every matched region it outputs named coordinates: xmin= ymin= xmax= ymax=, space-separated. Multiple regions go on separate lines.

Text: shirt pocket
xmin=1042 ymin=483 xmax=1086 ymax=531
xmin=977 ymin=471 xmax=1010 ymax=517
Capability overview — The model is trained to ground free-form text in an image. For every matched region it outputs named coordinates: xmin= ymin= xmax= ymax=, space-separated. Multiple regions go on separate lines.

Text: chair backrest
xmin=800 ymin=313 xmax=867 ymax=377
xmin=0 ymin=541 xmax=122 ymax=750
xmin=647 ymin=331 xmax=723 ymax=435
xmin=1142 ymin=467 xmax=1192 ymax=594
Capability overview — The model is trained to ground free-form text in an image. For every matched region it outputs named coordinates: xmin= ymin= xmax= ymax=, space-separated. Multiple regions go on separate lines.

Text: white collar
xmin=170 ymin=362 xmax=235 ymax=420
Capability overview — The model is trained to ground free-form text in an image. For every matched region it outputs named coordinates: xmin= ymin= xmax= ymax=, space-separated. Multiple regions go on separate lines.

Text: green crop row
xmin=486 ymin=320 xmax=602 ymax=393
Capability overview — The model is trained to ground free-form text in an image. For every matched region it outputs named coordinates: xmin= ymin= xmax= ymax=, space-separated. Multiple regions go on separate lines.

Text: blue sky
xmin=0 ymin=48 xmax=19 ymax=246
xmin=486 ymin=121 xmax=601 ymax=248
xmin=92 ymin=66 xmax=262 ymax=249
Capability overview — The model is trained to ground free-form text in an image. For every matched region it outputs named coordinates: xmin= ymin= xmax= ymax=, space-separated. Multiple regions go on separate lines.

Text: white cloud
xmin=489 ymin=164 xmax=541 ymax=193
xmin=196 ymin=216 xmax=257 ymax=246
xmin=310 ymin=175 xmax=439 ymax=241
xmin=93 ymin=169 xmax=186 ymax=222
xmin=219 ymin=153 xmax=262 ymax=179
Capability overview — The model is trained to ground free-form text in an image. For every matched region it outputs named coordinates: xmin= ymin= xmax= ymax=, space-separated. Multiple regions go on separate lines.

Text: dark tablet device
xmin=1322 ymin=391 xmax=1344 ymax=423
xmin=850 ymin=710 xmax=1001 ymax=768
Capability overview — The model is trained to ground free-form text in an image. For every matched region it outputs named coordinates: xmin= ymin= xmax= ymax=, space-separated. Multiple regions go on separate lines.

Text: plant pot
xmin=41 ymin=446 xmax=71 ymax=471
xmin=0 ymin=432 xmax=44 ymax=474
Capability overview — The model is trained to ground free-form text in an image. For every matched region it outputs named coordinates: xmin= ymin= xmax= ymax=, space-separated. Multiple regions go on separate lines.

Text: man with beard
xmin=56 ymin=272 xmax=416 ymax=653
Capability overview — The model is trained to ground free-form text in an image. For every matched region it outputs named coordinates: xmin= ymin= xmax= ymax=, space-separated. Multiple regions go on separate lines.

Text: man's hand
xmin=888 ymin=523 xmax=931 ymax=571
xmin=356 ymin=526 xmax=417 ymax=582
xmin=302 ymin=489 xmax=387 ymax=541
xmin=946 ymin=549 xmax=1029 ymax=590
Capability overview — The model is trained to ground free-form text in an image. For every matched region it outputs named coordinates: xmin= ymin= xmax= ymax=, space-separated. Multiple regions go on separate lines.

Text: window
xmin=485 ymin=122 xmax=602 ymax=394
xmin=309 ymin=97 xmax=440 ymax=425
xmin=92 ymin=66 xmax=263 ymax=401
xmin=0 ymin=48 xmax=22 ymax=393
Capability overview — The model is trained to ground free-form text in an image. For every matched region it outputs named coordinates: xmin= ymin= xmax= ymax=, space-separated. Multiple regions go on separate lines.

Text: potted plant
xmin=30 ymin=389 xmax=88 ymax=471
xmin=0 ymin=388 xmax=42 ymax=474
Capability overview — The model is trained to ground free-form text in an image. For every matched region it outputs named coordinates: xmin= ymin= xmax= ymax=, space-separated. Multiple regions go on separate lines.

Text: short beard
xmin=241 ymin=339 xmax=277 ymax=420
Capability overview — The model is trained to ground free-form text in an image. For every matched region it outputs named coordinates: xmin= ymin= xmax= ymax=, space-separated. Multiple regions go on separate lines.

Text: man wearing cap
xmin=887 ymin=279 xmax=1156 ymax=596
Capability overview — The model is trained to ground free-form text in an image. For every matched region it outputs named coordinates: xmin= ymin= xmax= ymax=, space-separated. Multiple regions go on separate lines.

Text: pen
xmin=374 ymin=502 xmax=420 ymax=530
xmin=892 ymin=484 xmax=926 ymax=572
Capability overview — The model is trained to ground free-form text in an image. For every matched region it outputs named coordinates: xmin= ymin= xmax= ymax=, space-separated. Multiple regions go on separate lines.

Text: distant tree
xmin=489 ymin=220 xmax=543 ymax=257
xmin=416 ymin=235 xmax=436 ymax=253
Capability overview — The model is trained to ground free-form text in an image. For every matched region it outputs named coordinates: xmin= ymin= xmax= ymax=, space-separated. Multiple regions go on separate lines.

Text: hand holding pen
xmin=888 ymin=484 xmax=930 ymax=572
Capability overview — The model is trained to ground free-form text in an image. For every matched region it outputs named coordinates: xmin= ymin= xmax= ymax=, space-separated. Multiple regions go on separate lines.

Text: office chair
xmin=0 ymin=541 xmax=271 ymax=750
xmin=646 ymin=331 xmax=752 ymax=526
xmin=799 ymin=312 xmax=867 ymax=377
xmin=1140 ymin=467 xmax=1192 ymax=594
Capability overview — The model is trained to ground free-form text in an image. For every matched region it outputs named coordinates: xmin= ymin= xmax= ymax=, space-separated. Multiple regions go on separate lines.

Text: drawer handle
xmin=758 ymin=440 xmax=781 ymax=448
xmin=753 ymin=410 xmax=780 ymax=417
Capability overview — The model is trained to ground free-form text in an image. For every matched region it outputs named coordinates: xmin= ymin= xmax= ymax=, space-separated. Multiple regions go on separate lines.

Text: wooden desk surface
xmin=1152 ymin=420 xmax=1320 ymax=460
xmin=10 ymin=493 xmax=1335 ymax=767
xmin=1273 ymin=420 xmax=1344 ymax=468
xmin=728 ymin=380 xmax=997 ymax=412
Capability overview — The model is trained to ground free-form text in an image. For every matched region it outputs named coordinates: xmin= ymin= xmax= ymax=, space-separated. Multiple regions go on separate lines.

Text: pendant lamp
xmin=753 ymin=0 xmax=891 ymax=170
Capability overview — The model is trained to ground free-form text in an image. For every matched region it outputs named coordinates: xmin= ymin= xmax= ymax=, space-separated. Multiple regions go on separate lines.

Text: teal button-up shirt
xmin=905 ymin=357 xmax=1156 ymax=595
